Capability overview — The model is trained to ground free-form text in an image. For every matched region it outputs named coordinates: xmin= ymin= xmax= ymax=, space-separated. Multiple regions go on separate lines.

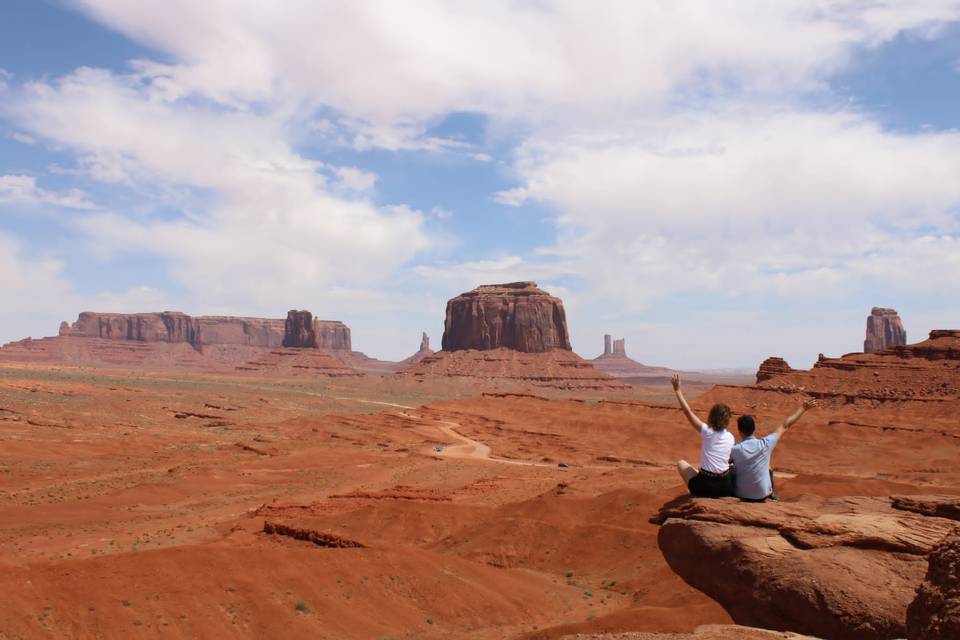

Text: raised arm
xmin=773 ymin=398 xmax=817 ymax=439
xmin=671 ymin=374 xmax=703 ymax=434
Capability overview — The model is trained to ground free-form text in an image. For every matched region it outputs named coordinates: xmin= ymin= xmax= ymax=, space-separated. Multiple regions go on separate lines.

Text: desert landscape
xmin=4 ymin=4 xmax=960 ymax=639
xmin=0 ymin=284 xmax=956 ymax=640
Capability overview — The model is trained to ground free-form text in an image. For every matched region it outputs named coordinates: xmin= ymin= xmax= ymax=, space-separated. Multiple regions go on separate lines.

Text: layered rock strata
xmin=654 ymin=495 xmax=960 ymax=640
xmin=907 ymin=527 xmax=960 ymax=640
xmin=744 ymin=330 xmax=960 ymax=403
xmin=57 ymin=311 xmax=352 ymax=351
xmin=865 ymin=307 xmax=907 ymax=353
xmin=441 ymin=282 xmax=572 ymax=353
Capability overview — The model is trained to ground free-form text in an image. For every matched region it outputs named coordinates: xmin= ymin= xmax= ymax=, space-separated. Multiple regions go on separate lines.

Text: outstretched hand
xmin=671 ymin=374 xmax=681 ymax=392
xmin=802 ymin=398 xmax=817 ymax=411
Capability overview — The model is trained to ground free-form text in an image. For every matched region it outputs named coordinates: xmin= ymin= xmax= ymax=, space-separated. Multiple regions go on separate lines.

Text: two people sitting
xmin=671 ymin=374 xmax=816 ymax=501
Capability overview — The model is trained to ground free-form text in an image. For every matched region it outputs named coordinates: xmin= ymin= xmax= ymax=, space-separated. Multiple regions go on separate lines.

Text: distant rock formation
xmin=404 ymin=283 xmax=624 ymax=390
xmin=865 ymin=307 xmax=907 ymax=353
xmin=592 ymin=335 xmax=677 ymax=378
xmin=283 ymin=310 xmax=317 ymax=348
xmin=57 ymin=310 xmax=353 ymax=351
xmin=755 ymin=356 xmax=794 ymax=383
xmin=907 ymin=527 xmax=960 ymax=640
xmin=441 ymin=282 xmax=572 ymax=353
xmin=655 ymin=495 xmax=959 ymax=640
xmin=399 ymin=331 xmax=435 ymax=367
xmin=752 ymin=330 xmax=960 ymax=402
xmin=60 ymin=312 xmax=283 ymax=348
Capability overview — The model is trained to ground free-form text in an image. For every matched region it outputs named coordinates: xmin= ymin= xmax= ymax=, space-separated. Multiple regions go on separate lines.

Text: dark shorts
xmin=688 ymin=469 xmax=734 ymax=498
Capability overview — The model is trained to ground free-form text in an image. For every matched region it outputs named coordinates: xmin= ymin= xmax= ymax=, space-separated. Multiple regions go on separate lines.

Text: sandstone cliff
xmin=907 ymin=527 xmax=960 ymax=640
xmin=441 ymin=282 xmax=571 ymax=353
xmin=59 ymin=311 xmax=285 ymax=348
xmin=57 ymin=310 xmax=352 ymax=352
xmin=865 ymin=307 xmax=907 ymax=353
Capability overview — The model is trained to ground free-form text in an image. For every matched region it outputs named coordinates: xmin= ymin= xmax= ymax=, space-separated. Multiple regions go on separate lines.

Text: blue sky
xmin=1 ymin=1 xmax=959 ymax=368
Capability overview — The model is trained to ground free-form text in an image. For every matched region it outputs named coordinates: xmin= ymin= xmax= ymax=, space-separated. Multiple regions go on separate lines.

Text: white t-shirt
xmin=699 ymin=423 xmax=734 ymax=474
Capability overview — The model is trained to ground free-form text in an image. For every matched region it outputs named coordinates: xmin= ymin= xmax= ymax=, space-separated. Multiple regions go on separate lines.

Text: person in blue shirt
xmin=731 ymin=398 xmax=817 ymax=502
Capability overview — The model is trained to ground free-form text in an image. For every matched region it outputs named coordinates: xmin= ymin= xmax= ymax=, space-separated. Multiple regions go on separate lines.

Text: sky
xmin=1 ymin=0 xmax=959 ymax=369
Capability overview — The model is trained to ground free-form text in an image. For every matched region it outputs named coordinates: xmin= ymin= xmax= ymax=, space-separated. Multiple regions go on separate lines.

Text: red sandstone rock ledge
xmin=654 ymin=495 xmax=960 ymax=640
xmin=750 ymin=330 xmax=960 ymax=402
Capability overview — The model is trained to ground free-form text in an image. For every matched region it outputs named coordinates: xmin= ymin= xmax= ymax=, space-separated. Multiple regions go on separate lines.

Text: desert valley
xmin=0 ymin=282 xmax=957 ymax=640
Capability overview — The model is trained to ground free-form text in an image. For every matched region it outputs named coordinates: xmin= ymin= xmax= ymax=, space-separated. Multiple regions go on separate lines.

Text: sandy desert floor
xmin=0 ymin=363 xmax=956 ymax=639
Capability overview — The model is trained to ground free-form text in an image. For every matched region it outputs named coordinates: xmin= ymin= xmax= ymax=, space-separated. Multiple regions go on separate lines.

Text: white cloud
xmin=9 ymin=132 xmax=35 ymax=145
xmin=489 ymin=109 xmax=960 ymax=310
xmin=69 ymin=1 xmax=960 ymax=132
xmin=7 ymin=66 xmax=430 ymax=313
xmin=331 ymin=166 xmax=377 ymax=192
xmin=0 ymin=174 xmax=97 ymax=210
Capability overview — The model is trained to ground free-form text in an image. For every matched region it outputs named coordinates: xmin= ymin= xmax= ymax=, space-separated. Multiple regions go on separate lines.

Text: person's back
xmin=731 ymin=430 xmax=778 ymax=500
xmin=732 ymin=400 xmax=815 ymax=502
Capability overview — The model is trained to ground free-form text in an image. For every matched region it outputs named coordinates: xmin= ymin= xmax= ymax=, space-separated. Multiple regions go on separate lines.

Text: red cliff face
xmin=440 ymin=282 xmax=571 ymax=353
xmin=865 ymin=307 xmax=907 ymax=353
xmin=282 ymin=310 xmax=351 ymax=350
xmin=56 ymin=311 xmax=352 ymax=350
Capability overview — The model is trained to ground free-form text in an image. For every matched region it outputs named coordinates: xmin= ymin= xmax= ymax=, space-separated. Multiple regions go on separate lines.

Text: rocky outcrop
xmin=283 ymin=310 xmax=317 ymax=348
xmin=592 ymin=335 xmax=676 ymax=378
xmin=441 ymin=282 xmax=572 ymax=353
xmin=55 ymin=311 xmax=353 ymax=352
xmin=59 ymin=312 xmax=285 ymax=348
xmin=399 ymin=332 xmax=435 ymax=367
xmin=745 ymin=330 xmax=960 ymax=403
xmin=865 ymin=307 xmax=907 ymax=353
xmin=907 ymin=527 xmax=960 ymax=640
xmin=654 ymin=495 xmax=960 ymax=640
xmin=756 ymin=356 xmax=794 ymax=383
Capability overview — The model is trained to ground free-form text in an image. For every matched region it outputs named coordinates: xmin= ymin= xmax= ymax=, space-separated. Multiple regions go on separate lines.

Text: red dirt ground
xmin=0 ymin=346 xmax=956 ymax=638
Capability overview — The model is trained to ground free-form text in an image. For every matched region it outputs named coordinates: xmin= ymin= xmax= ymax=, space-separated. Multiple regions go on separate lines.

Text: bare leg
xmin=677 ymin=460 xmax=698 ymax=485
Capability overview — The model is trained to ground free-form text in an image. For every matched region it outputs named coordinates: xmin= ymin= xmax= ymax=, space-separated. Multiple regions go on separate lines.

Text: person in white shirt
xmin=671 ymin=374 xmax=735 ymax=497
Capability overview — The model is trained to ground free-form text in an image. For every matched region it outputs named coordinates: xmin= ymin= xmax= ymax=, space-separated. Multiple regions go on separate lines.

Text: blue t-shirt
xmin=731 ymin=433 xmax=779 ymax=500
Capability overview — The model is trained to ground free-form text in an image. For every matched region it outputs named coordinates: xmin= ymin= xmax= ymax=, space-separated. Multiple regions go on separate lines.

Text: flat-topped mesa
xmin=282 ymin=310 xmax=352 ymax=350
xmin=756 ymin=356 xmax=794 ymax=383
xmin=441 ymin=282 xmax=571 ymax=353
xmin=59 ymin=312 xmax=284 ymax=348
xmin=865 ymin=307 xmax=906 ymax=353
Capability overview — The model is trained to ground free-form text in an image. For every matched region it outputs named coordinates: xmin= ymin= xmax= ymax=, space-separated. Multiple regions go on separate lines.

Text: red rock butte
xmin=865 ymin=306 xmax=907 ymax=353
xmin=404 ymin=282 xmax=627 ymax=390
xmin=441 ymin=281 xmax=572 ymax=353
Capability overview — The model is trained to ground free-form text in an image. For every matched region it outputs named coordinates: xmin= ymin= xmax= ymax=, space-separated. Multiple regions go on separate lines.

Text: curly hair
xmin=707 ymin=403 xmax=731 ymax=431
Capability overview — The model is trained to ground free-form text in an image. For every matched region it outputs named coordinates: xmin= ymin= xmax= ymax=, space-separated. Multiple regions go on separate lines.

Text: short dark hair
xmin=707 ymin=404 xmax=731 ymax=431
xmin=738 ymin=415 xmax=756 ymax=436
